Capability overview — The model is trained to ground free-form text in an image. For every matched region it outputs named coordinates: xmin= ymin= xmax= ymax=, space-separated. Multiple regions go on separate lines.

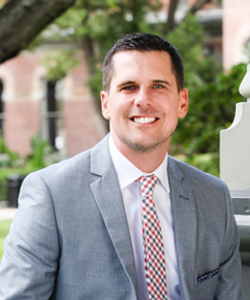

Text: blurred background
xmin=0 ymin=0 xmax=249 ymax=188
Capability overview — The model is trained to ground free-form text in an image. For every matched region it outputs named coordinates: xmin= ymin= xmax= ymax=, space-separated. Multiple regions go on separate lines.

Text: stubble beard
xmin=115 ymin=129 xmax=173 ymax=154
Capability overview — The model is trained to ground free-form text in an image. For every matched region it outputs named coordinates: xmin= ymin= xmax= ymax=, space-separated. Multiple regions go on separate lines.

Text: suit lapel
xmin=89 ymin=136 xmax=138 ymax=299
xmin=168 ymin=157 xmax=197 ymax=299
xmin=89 ymin=139 xmax=197 ymax=299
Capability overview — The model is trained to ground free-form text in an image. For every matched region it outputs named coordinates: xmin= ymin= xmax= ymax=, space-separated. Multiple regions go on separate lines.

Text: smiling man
xmin=0 ymin=33 xmax=242 ymax=300
xmin=101 ymin=50 xmax=188 ymax=173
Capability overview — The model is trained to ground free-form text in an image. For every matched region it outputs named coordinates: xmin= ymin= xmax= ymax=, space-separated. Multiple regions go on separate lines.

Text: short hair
xmin=102 ymin=33 xmax=184 ymax=92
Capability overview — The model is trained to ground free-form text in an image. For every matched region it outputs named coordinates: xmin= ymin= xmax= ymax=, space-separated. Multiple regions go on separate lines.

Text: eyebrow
xmin=152 ymin=79 xmax=171 ymax=86
xmin=117 ymin=81 xmax=137 ymax=89
xmin=117 ymin=79 xmax=171 ymax=89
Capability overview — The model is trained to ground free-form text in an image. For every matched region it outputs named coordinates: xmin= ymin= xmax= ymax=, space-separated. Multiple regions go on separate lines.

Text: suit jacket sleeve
xmin=215 ymin=182 xmax=242 ymax=299
xmin=0 ymin=172 xmax=60 ymax=299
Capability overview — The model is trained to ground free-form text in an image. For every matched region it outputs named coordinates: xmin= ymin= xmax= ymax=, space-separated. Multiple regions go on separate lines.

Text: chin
xmin=127 ymin=140 xmax=162 ymax=153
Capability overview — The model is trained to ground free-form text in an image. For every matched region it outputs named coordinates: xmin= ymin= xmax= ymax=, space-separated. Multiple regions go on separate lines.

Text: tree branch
xmin=166 ymin=0 xmax=180 ymax=33
xmin=166 ymin=0 xmax=211 ymax=33
xmin=0 ymin=0 xmax=76 ymax=64
xmin=187 ymin=0 xmax=210 ymax=15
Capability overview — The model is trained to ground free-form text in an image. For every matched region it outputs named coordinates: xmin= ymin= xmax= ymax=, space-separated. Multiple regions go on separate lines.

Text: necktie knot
xmin=136 ymin=174 xmax=158 ymax=199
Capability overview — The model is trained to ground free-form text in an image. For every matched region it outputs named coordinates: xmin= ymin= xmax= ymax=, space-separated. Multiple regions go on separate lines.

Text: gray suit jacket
xmin=0 ymin=135 xmax=242 ymax=299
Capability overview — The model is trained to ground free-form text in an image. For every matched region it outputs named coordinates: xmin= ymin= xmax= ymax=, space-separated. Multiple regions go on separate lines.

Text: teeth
xmin=133 ymin=117 xmax=156 ymax=124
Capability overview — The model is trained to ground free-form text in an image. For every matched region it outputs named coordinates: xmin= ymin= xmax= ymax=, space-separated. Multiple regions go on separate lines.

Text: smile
xmin=132 ymin=117 xmax=157 ymax=124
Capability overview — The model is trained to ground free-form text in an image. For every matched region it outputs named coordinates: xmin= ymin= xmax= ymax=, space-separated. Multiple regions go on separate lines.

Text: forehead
xmin=110 ymin=50 xmax=175 ymax=84
xmin=112 ymin=50 xmax=172 ymax=67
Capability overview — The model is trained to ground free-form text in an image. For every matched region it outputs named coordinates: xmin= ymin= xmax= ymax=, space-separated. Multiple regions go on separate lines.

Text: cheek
xmin=163 ymin=103 xmax=180 ymax=124
xmin=113 ymin=99 xmax=131 ymax=116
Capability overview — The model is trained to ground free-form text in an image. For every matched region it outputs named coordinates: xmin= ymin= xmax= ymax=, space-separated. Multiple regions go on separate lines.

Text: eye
xmin=122 ymin=85 xmax=137 ymax=91
xmin=153 ymin=84 xmax=165 ymax=89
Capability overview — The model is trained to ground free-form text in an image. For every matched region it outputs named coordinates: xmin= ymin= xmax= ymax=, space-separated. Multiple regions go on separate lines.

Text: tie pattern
xmin=137 ymin=175 xmax=168 ymax=300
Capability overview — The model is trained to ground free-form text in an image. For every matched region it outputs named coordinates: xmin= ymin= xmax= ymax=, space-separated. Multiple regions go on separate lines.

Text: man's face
xmin=101 ymin=50 xmax=188 ymax=156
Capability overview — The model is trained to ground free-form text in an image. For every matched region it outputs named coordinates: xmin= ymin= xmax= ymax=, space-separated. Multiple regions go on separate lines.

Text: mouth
xmin=131 ymin=116 xmax=158 ymax=124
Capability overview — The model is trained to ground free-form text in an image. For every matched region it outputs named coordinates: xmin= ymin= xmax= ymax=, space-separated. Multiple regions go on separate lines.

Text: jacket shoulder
xmin=169 ymin=156 xmax=228 ymax=190
xmin=35 ymin=148 xmax=92 ymax=179
xmin=25 ymin=135 xmax=111 ymax=186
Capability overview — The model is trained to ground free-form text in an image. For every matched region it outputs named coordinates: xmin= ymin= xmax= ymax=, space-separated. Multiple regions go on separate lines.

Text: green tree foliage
xmin=43 ymin=0 xmax=161 ymax=46
xmin=0 ymin=133 xmax=19 ymax=163
xmin=42 ymin=49 xmax=79 ymax=82
xmin=171 ymin=63 xmax=247 ymax=155
xmin=16 ymin=1 xmax=246 ymax=166
xmin=26 ymin=134 xmax=54 ymax=169
xmin=41 ymin=0 xmax=162 ymax=97
xmin=164 ymin=14 xmax=246 ymax=159
xmin=166 ymin=14 xmax=222 ymax=88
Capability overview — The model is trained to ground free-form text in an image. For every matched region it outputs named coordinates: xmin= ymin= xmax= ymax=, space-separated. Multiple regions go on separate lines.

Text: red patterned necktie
xmin=137 ymin=175 xmax=168 ymax=300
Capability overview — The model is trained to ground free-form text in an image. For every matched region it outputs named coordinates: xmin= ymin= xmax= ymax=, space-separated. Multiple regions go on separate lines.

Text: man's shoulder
xmin=33 ymin=135 xmax=110 ymax=178
xmin=22 ymin=149 xmax=92 ymax=191
xmin=169 ymin=156 xmax=227 ymax=190
xmin=39 ymin=148 xmax=92 ymax=176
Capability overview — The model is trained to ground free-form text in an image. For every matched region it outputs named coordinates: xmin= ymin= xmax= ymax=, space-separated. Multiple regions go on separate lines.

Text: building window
xmin=47 ymin=80 xmax=57 ymax=149
xmin=41 ymin=79 xmax=64 ymax=151
xmin=245 ymin=38 xmax=250 ymax=62
xmin=0 ymin=79 xmax=4 ymax=135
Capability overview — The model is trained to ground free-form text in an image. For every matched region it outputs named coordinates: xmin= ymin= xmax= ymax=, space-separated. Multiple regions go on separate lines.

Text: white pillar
xmin=220 ymin=64 xmax=250 ymax=299
xmin=220 ymin=64 xmax=250 ymax=192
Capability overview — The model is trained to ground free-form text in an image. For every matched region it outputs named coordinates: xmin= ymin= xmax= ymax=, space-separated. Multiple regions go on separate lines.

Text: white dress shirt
xmin=109 ymin=137 xmax=181 ymax=300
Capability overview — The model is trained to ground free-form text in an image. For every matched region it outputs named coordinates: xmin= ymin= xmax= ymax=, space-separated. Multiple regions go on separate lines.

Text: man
xmin=0 ymin=33 xmax=242 ymax=299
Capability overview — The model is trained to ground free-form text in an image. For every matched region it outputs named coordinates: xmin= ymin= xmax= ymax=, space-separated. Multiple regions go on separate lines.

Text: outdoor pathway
xmin=0 ymin=203 xmax=17 ymax=221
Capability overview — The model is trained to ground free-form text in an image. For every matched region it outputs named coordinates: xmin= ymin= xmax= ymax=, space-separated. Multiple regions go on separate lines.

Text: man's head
xmin=102 ymin=33 xmax=184 ymax=92
xmin=100 ymin=33 xmax=189 ymax=172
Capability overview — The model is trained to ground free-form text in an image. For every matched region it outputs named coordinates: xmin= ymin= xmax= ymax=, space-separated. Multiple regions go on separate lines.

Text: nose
xmin=134 ymin=87 xmax=152 ymax=108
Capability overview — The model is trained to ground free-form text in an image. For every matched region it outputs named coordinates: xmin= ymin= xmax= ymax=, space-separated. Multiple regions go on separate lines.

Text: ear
xmin=100 ymin=90 xmax=111 ymax=120
xmin=178 ymin=88 xmax=189 ymax=118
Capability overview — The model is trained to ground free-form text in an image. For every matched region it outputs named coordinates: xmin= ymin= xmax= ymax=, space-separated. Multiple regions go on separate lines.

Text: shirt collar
xmin=109 ymin=136 xmax=170 ymax=193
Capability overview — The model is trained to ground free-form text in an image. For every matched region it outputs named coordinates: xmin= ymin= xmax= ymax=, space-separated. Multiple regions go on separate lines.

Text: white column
xmin=220 ymin=64 xmax=250 ymax=299
xmin=220 ymin=64 xmax=250 ymax=192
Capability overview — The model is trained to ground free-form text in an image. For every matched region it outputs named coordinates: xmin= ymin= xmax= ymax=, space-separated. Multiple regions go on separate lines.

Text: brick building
xmin=0 ymin=46 xmax=105 ymax=158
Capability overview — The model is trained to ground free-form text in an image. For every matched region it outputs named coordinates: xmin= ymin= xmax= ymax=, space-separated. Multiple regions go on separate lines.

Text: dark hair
xmin=102 ymin=33 xmax=184 ymax=91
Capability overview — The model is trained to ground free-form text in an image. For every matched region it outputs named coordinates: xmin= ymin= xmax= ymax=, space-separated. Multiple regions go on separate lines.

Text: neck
xmin=126 ymin=151 xmax=167 ymax=173
xmin=112 ymin=138 xmax=169 ymax=173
